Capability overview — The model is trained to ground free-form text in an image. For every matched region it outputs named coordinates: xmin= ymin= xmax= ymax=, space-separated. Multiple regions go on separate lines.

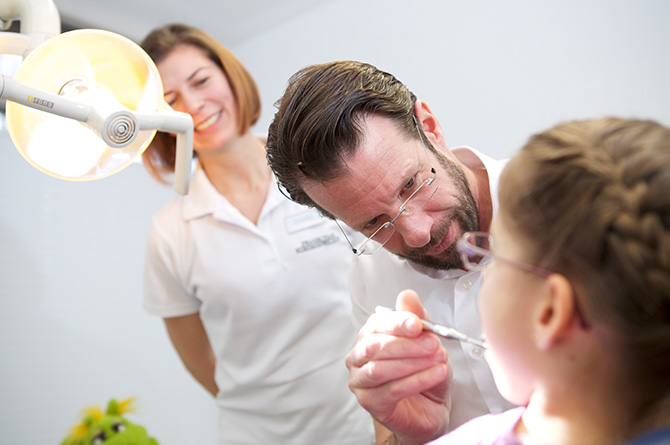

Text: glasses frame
xmin=457 ymin=231 xmax=591 ymax=329
xmin=457 ymin=231 xmax=552 ymax=277
xmin=337 ymin=118 xmax=437 ymax=256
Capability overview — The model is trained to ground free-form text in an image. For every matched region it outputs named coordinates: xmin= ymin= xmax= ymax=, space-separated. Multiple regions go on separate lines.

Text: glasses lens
xmin=459 ymin=232 xmax=492 ymax=270
xmin=403 ymin=176 xmax=437 ymax=215
xmin=358 ymin=222 xmax=395 ymax=255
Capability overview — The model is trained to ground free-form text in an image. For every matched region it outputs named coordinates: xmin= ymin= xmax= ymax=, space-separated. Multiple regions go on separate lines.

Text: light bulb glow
xmin=6 ymin=29 xmax=163 ymax=181
xmin=25 ymin=118 xmax=107 ymax=178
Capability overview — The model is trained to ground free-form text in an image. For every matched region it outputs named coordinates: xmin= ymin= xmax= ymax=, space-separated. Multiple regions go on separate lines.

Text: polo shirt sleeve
xmin=143 ymin=217 xmax=200 ymax=318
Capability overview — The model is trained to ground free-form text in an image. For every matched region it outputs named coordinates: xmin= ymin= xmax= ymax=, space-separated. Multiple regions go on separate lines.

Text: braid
xmin=598 ymin=123 xmax=670 ymax=323
xmin=500 ymin=117 xmax=670 ymax=419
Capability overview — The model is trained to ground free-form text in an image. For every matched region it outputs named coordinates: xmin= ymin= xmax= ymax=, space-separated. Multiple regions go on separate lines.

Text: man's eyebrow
xmin=395 ymin=156 xmax=422 ymax=191
xmin=352 ymin=160 xmax=419 ymax=231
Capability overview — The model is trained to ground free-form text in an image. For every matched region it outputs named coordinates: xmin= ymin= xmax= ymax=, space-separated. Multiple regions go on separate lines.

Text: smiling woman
xmin=136 ymin=24 xmax=374 ymax=445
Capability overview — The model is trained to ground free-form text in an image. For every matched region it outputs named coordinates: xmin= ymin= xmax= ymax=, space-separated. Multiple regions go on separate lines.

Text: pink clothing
xmin=427 ymin=407 xmax=525 ymax=445
xmin=429 ymin=408 xmax=670 ymax=445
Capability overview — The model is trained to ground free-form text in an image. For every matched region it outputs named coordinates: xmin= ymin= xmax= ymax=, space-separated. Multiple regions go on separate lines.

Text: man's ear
xmin=533 ymin=273 xmax=578 ymax=350
xmin=414 ymin=100 xmax=445 ymax=148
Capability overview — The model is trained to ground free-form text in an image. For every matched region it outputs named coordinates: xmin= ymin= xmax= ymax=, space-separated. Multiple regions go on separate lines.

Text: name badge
xmin=284 ymin=208 xmax=326 ymax=234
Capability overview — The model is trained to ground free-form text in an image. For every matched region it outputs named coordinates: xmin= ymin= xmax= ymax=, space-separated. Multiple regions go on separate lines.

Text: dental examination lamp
xmin=0 ymin=0 xmax=193 ymax=194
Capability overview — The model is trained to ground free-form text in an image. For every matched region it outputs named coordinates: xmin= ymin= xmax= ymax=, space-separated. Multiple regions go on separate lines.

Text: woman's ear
xmin=533 ymin=273 xmax=578 ymax=350
xmin=414 ymin=100 xmax=445 ymax=148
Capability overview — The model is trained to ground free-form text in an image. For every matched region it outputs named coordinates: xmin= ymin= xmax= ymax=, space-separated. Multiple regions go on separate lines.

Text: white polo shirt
xmin=349 ymin=147 xmax=515 ymax=432
xmin=144 ymin=168 xmax=373 ymax=444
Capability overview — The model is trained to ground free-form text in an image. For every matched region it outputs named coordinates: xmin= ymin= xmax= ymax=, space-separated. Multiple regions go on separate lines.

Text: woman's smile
xmin=195 ymin=111 xmax=222 ymax=133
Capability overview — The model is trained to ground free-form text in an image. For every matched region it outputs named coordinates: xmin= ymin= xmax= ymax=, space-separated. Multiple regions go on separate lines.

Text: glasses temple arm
xmin=334 ymin=219 xmax=358 ymax=254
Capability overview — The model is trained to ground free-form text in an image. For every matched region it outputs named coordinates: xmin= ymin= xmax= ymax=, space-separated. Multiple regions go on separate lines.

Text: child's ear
xmin=533 ymin=273 xmax=577 ymax=350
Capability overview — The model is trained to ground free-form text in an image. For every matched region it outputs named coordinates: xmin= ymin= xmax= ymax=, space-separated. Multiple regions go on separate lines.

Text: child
xmin=430 ymin=117 xmax=670 ymax=444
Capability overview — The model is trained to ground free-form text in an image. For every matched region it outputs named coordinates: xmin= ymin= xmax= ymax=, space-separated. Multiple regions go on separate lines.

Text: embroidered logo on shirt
xmin=296 ymin=234 xmax=340 ymax=253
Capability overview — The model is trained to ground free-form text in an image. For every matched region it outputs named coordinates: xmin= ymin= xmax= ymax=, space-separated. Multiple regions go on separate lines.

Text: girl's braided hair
xmin=500 ymin=117 xmax=670 ymax=423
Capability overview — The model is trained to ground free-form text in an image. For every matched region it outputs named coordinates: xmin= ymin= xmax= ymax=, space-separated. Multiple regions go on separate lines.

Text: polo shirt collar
xmin=181 ymin=167 xmax=217 ymax=221
xmin=180 ymin=166 xmax=287 ymax=222
xmin=451 ymin=145 xmax=505 ymax=222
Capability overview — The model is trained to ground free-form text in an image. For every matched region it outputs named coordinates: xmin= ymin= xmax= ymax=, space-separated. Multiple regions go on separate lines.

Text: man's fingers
xmin=350 ymin=353 xmax=447 ymax=389
xmin=357 ymin=309 xmax=425 ymax=338
xmin=345 ymin=332 xmax=444 ymax=369
xmin=351 ymin=362 xmax=450 ymax=415
xmin=396 ymin=289 xmax=430 ymax=320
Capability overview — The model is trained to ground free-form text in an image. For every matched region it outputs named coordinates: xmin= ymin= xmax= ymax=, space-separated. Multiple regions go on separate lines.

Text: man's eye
xmin=403 ymin=177 xmax=416 ymax=190
xmin=363 ymin=217 xmax=379 ymax=232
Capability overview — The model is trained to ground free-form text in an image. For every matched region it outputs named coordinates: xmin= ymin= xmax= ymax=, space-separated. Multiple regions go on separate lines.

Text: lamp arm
xmin=1 ymin=73 xmax=145 ymax=152
xmin=0 ymin=74 xmax=91 ymax=121
xmin=0 ymin=0 xmax=61 ymax=57
xmin=0 ymin=33 xmax=31 ymax=57
xmin=137 ymin=110 xmax=194 ymax=195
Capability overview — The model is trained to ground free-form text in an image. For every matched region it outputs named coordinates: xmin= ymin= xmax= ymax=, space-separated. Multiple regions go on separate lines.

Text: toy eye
xmin=91 ymin=432 xmax=106 ymax=444
xmin=112 ymin=422 xmax=126 ymax=433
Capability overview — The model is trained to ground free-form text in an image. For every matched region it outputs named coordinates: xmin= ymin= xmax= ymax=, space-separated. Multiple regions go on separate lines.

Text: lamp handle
xmin=174 ymin=127 xmax=194 ymax=195
xmin=137 ymin=110 xmax=194 ymax=195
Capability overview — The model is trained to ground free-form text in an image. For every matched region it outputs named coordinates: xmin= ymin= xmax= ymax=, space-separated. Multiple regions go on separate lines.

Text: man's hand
xmin=345 ymin=289 xmax=453 ymax=445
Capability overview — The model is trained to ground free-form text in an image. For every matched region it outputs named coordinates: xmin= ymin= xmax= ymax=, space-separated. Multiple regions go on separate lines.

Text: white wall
xmin=236 ymin=0 xmax=670 ymax=159
xmin=1 ymin=1 xmax=669 ymax=443
xmin=0 ymin=118 xmax=218 ymax=443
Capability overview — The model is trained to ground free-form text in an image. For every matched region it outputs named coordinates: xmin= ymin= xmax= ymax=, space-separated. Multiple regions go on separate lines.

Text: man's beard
xmin=397 ymin=150 xmax=480 ymax=270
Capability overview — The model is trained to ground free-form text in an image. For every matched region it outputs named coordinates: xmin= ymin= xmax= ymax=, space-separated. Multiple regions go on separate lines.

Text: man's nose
xmin=393 ymin=213 xmax=432 ymax=248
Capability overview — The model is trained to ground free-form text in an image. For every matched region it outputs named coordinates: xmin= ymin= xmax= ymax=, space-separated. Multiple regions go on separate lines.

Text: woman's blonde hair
xmin=140 ymin=24 xmax=260 ymax=182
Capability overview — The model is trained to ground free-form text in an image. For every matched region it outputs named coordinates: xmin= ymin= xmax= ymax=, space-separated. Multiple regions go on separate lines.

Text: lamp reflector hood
xmin=5 ymin=28 xmax=164 ymax=181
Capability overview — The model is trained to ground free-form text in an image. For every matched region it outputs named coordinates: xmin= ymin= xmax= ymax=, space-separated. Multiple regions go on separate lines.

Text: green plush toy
xmin=60 ymin=398 xmax=159 ymax=445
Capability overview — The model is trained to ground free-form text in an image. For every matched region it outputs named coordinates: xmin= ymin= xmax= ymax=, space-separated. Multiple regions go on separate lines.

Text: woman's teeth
xmin=195 ymin=112 xmax=220 ymax=132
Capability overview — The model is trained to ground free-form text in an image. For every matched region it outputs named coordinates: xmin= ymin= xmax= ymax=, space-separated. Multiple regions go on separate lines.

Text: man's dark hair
xmin=267 ymin=60 xmax=417 ymax=216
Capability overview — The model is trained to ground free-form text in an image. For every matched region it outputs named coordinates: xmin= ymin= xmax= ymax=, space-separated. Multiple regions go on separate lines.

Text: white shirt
xmin=144 ymin=168 xmax=373 ymax=444
xmin=349 ymin=147 xmax=515 ymax=432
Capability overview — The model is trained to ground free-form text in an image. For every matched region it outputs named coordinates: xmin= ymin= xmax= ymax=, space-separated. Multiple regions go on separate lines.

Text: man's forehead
xmin=302 ymin=158 xmax=384 ymax=221
xmin=302 ymin=116 xmax=417 ymax=227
